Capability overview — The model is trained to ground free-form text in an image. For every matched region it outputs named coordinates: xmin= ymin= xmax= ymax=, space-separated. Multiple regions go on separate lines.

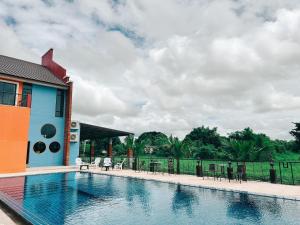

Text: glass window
xmin=0 ymin=81 xmax=17 ymax=106
xmin=21 ymin=83 xmax=32 ymax=107
xmin=41 ymin=124 xmax=56 ymax=139
xmin=33 ymin=141 xmax=46 ymax=154
xmin=49 ymin=142 xmax=61 ymax=153
xmin=55 ymin=89 xmax=64 ymax=117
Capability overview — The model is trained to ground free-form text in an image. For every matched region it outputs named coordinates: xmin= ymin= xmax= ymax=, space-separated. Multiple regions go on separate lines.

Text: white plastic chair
xmin=114 ymin=158 xmax=126 ymax=170
xmin=75 ymin=157 xmax=83 ymax=166
xmin=103 ymin=157 xmax=112 ymax=170
xmin=76 ymin=157 xmax=89 ymax=170
xmin=91 ymin=157 xmax=101 ymax=168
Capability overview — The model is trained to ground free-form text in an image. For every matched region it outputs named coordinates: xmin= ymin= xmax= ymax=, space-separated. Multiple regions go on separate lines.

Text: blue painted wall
xmin=28 ymin=84 xmax=66 ymax=167
xmin=69 ymin=125 xmax=80 ymax=165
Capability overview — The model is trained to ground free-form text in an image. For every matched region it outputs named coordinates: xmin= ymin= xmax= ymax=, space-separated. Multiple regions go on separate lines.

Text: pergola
xmin=79 ymin=123 xmax=133 ymax=160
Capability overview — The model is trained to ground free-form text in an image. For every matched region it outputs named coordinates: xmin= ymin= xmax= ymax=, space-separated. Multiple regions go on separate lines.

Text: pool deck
xmin=92 ymin=169 xmax=300 ymax=201
xmin=0 ymin=166 xmax=300 ymax=224
xmin=0 ymin=208 xmax=15 ymax=225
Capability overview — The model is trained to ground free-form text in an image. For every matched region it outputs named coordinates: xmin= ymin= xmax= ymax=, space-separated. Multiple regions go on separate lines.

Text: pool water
xmin=0 ymin=172 xmax=299 ymax=225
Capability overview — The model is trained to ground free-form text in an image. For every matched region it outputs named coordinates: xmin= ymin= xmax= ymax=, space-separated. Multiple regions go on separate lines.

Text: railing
xmin=78 ymin=154 xmax=300 ymax=185
xmin=278 ymin=161 xmax=300 ymax=185
xmin=0 ymin=92 xmax=31 ymax=107
xmin=110 ymin=156 xmax=300 ymax=185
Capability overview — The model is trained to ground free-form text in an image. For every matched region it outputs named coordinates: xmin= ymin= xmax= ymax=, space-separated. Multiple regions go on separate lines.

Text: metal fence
xmin=111 ymin=157 xmax=300 ymax=185
xmin=278 ymin=161 xmax=300 ymax=185
xmin=79 ymin=155 xmax=300 ymax=185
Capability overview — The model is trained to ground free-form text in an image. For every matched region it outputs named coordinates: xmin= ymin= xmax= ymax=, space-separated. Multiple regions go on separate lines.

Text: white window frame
xmin=0 ymin=79 xmax=19 ymax=106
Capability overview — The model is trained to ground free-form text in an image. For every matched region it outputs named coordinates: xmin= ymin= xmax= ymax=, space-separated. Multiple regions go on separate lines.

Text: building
xmin=0 ymin=49 xmax=132 ymax=173
xmin=0 ymin=49 xmax=73 ymax=173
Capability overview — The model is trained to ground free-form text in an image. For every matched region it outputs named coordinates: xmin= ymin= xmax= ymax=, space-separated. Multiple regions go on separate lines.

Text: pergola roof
xmin=80 ymin=123 xmax=133 ymax=140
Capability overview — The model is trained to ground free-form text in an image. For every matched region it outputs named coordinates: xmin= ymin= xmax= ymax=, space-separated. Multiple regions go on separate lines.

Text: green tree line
xmin=81 ymin=123 xmax=300 ymax=162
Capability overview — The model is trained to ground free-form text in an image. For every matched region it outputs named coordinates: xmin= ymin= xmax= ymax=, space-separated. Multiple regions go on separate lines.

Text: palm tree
xmin=167 ymin=136 xmax=186 ymax=174
xmin=133 ymin=140 xmax=147 ymax=170
xmin=228 ymin=140 xmax=270 ymax=161
xmin=124 ymin=134 xmax=134 ymax=155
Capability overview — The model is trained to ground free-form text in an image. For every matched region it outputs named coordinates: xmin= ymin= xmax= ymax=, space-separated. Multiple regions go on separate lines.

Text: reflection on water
xmin=172 ymin=184 xmax=198 ymax=216
xmin=262 ymin=198 xmax=282 ymax=216
xmin=125 ymin=179 xmax=150 ymax=213
xmin=125 ymin=178 xmax=151 ymax=214
xmin=226 ymin=192 xmax=285 ymax=223
xmin=227 ymin=193 xmax=261 ymax=222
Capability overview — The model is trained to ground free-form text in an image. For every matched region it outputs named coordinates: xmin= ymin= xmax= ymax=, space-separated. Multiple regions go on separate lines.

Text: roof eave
xmin=0 ymin=73 xmax=69 ymax=89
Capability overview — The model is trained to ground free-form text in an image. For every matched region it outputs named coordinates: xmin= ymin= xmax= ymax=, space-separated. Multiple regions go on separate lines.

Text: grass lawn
xmin=274 ymin=151 xmax=300 ymax=161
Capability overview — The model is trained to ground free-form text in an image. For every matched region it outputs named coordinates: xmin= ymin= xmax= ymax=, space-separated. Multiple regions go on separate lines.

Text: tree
xmin=228 ymin=128 xmax=276 ymax=161
xmin=94 ymin=137 xmax=121 ymax=156
xmin=193 ymin=144 xmax=216 ymax=159
xmin=164 ymin=136 xmax=189 ymax=174
xmin=136 ymin=131 xmax=169 ymax=145
xmin=124 ymin=134 xmax=134 ymax=150
xmin=113 ymin=144 xmax=126 ymax=156
xmin=290 ymin=123 xmax=300 ymax=152
xmin=225 ymin=139 xmax=274 ymax=161
xmin=181 ymin=137 xmax=195 ymax=158
xmin=132 ymin=139 xmax=147 ymax=169
xmin=228 ymin=127 xmax=256 ymax=142
xmin=184 ymin=126 xmax=222 ymax=148
xmin=136 ymin=131 xmax=169 ymax=155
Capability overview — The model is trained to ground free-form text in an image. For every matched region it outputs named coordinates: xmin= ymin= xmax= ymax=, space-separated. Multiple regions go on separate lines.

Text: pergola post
xmin=108 ymin=138 xmax=113 ymax=157
xmin=127 ymin=147 xmax=133 ymax=169
xmin=90 ymin=140 xmax=95 ymax=163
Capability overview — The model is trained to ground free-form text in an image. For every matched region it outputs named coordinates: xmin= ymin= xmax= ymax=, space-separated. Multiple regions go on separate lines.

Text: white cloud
xmin=1 ymin=0 xmax=300 ymax=140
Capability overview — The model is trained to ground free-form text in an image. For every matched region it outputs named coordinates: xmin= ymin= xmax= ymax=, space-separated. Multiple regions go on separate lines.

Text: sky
xmin=1 ymin=0 xmax=300 ymax=140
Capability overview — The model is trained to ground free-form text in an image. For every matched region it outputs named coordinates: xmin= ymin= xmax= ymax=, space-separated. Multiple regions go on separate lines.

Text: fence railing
xmin=109 ymin=156 xmax=300 ymax=185
xmin=78 ymin=155 xmax=300 ymax=185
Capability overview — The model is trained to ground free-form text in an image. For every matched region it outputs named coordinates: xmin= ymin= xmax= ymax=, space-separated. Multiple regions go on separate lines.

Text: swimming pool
xmin=0 ymin=172 xmax=299 ymax=225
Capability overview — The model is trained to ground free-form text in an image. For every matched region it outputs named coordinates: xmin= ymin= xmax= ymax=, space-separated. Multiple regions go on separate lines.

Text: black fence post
xmin=227 ymin=161 xmax=233 ymax=182
xmin=168 ymin=158 xmax=174 ymax=174
xmin=149 ymin=159 xmax=154 ymax=172
xmin=290 ymin=163 xmax=295 ymax=185
xmin=279 ymin=162 xmax=283 ymax=184
xmin=196 ymin=158 xmax=203 ymax=177
xmin=269 ymin=161 xmax=276 ymax=183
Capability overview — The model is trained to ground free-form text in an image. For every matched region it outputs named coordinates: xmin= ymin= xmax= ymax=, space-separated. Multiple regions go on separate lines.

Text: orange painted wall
xmin=0 ymin=105 xmax=30 ymax=173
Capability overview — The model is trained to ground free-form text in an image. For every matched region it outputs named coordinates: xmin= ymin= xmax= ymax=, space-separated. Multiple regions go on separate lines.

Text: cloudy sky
xmin=1 ymin=0 xmax=300 ymax=140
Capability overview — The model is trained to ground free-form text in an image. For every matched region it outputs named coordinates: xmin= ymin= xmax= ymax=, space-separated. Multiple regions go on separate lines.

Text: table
xmin=149 ymin=161 xmax=162 ymax=172
xmin=80 ymin=164 xmax=89 ymax=170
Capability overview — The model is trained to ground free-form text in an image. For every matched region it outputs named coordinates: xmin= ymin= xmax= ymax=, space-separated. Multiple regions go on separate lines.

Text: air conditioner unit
xmin=70 ymin=132 xmax=79 ymax=142
xmin=70 ymin=121 xmax=80 ymax=130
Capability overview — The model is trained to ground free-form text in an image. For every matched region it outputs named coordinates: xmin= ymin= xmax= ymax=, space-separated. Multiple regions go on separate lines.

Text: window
xmin=33 ymin=141 xmax=46 ymax=154
xmin=49 ymin=142 xmax=60 ymax=153
xmin=21 ymin=83 xmax=32 ymax=107
xmin=55 ymin=89 xmax=64 ymax=117
xmin=41 ymin=124 xmax=56 ymax=139
xmin=0 ymin=81 xmax=17 ymax=106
